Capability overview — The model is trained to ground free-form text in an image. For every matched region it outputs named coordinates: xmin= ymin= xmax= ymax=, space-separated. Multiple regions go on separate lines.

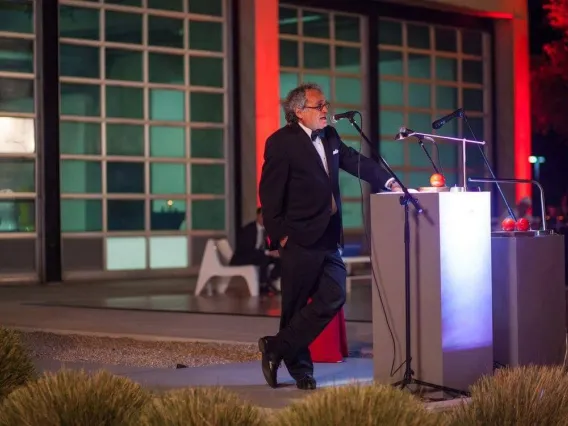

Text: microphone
xmin=431 ymin=108 xmax=464 ymax=130
xmin=395 ymin=127 xmax=435 ymax=143
xmin=394 ymin=127 xmax=412 ymax=140
xmin=394 ymin=127 xmax=442 ymax=175
xmin=330 ymin=110 xmax=357 ymax=123
xmin=432 ymin=108 xmax=517 ymax=221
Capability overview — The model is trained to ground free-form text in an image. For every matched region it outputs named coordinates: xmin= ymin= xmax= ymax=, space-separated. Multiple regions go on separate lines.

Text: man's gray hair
xmin=281 ymin=83 xmax=323 ymax=124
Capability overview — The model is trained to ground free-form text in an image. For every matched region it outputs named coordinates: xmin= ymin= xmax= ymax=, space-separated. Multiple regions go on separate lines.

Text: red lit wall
xmin=254 ymin=0 xmax=280 ymax=205
xmin=512 ymin=18 xmax=532 ymax=201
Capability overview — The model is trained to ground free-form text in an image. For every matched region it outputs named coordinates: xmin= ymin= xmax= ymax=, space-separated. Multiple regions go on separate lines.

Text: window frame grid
xmin=378 ymin=17 xmax=491 ymax=186
xmin=0 ymin=21 xmax=38 ymax=241
xmin=56 ymin=0 xmax=230 ymax=273
xmin=58 ymin=0 xmax=230 ymax=244
xmin=0 ymin=0 xmax=38 ymax=283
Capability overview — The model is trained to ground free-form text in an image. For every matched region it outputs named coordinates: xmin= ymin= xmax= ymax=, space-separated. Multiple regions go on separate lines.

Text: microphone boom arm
xmin=396 ymin=128 xmax=442 ymax=175
xmin=399 ymin=132 xmax=484 ymax=191
xmin=468 ymin=177 xmax=546 ymax=231
xmin=430 ymin=108 xmax=518 ymax=223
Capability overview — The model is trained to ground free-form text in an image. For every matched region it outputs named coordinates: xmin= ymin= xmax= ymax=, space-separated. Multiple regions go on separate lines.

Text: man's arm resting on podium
xmin=337 ymin=134 xmax=405 ymax=192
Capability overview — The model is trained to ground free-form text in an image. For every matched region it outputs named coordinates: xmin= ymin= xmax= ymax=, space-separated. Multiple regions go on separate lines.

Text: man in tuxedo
xmin=258 ymin=83 xmax=401 ymax=390
xmin=230 ymin=207 xmax=281 ymax=295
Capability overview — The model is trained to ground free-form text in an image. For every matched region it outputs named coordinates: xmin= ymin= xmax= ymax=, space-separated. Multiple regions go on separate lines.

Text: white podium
xmin=370 ymin=191 xmax=494 ymax=392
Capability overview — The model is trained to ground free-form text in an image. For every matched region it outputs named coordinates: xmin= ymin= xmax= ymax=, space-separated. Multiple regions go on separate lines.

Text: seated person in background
xmin=230 ymin=207 xmax=281 ymax=295
xmin=546 ymin=205 xmax=559 ymax=229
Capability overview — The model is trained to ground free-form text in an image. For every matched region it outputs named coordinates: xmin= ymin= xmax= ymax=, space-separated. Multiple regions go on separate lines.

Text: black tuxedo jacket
xmin=259 ymin=122 xmax=392 ymax=248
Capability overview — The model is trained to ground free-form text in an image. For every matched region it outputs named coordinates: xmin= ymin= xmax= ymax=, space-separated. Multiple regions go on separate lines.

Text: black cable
xmin=430 ymin=142 xmax=444 ymax=177
xmin=463 ymin=115 xmax=516 ymax=221
xmin=354 ymin=112 xmax=398 ymax=377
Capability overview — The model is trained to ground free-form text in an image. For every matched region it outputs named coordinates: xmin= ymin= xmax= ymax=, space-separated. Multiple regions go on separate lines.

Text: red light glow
xmin=513 ymin=18 xmax=532 ymax=202
xmin=254 ymin=0 xmax=280 ymax=205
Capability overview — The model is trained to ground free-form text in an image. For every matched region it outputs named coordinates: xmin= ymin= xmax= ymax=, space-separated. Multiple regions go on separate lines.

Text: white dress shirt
xmin=298 ymin=122 xmax=329 ymax=174
xmin=297 ymin=122 xmax=394 ymax=189
xmin=255 ymin=222 xmax=264 ymax=249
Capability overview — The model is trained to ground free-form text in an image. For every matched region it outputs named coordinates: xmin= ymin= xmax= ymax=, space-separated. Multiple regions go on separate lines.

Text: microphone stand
xmin=347 ymin=116 xmax=468 ymax=397
xmin=396 ymin=128 xmax=442 ymax=176
xmin=461 ymin=114 xmax=517 ymax=221
xmin=468 ymin=177 xmax=550 ymax=233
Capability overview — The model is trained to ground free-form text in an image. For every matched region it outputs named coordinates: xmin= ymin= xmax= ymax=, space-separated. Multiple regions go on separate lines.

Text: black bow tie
xmin=311 ymin=129 xmax=322 ymax=141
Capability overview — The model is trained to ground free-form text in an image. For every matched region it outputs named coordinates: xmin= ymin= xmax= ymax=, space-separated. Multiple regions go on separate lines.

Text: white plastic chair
xmin=194 ymin=238 xmax=260 ymax=297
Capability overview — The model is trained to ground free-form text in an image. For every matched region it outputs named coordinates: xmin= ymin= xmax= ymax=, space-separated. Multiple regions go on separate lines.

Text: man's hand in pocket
xmin=267 ymin=250 xmax=280 ymax=258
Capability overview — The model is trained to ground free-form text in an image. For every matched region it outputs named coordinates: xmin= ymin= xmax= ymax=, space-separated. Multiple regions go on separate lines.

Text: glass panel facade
xmin=378 ymin=18 xmax=491 ymax=188
xmin=59 ymin=0 xmax=228 ymax=275
xmin=278 ymin=5 xmax=366 ymax=230
xmin=0 ymin=0 xmax=37 ymax=276
xmin=279 ymin=5 xmax=493 ymax=231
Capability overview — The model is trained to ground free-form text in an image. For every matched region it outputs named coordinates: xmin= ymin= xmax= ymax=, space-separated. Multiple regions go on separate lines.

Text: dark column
xmin=368 ymin=10 xmax=380 ymax=161
xmin=490 ymin=30 xmax=499 ymax=217
xmin=36 ymin=0 xmax=62 ymax=283
xmin=360 ymin=10 xmax=380 ymax=253
xmin=231 ymin=0 xmax=242 ymax=232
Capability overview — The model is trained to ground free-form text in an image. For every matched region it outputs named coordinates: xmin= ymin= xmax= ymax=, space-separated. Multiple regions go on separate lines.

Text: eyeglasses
xmin=303 ymin=101 xmax=330 ymax=112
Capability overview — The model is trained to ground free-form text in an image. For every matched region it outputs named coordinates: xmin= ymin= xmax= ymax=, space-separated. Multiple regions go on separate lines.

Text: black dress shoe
xmin=258 ymin=337 xmax=280 ymax=388
xmin=296 ymin=374 xmax=317 ymax=390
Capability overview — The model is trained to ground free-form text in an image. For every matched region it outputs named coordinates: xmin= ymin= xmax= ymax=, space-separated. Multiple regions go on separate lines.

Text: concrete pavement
xmin=1 ymin=279 xmax=373 ymax=409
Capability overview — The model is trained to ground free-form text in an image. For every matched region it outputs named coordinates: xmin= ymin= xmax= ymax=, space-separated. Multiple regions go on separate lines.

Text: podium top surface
xmin=372 ymin=190 xmax=490 ymax=196
xmin=370 ymin=190 xmax=491 ymax=224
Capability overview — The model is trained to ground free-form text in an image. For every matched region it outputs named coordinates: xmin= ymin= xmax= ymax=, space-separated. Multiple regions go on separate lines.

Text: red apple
xmin=516 ymin=218 xmax=530 ymax=231
xmin=430 ymin=173 xmax=446 ymax=188
xmin=501 ymin=217 xmax=515 ymax=232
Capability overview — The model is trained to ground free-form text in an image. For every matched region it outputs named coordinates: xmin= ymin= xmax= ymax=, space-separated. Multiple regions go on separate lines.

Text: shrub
xmin=272 ymin=383 xmax=441 ymax=426
xmin=0 ymin=369 xmax=149 ymax=426
xmin=141 ymin=387 xmax=262 ymax=426
xmin=448 ymin=365 xmax=568 ymax=425
xmin=0 ymin=327 xmax=36 ymax=401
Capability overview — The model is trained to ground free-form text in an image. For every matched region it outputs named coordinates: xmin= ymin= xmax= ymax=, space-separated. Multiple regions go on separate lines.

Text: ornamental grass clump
xmin=0 ymin=369 xmax=149 ymax=426
xmin=0 ymin=327 xmax=36 ymax=401
xmin=141 ymin=386 xmax=262 ymax=426
xmin=272 ymin=383 xmax=441 ymax=426
xmin=448 ymin=365 xmax=568 ymax=426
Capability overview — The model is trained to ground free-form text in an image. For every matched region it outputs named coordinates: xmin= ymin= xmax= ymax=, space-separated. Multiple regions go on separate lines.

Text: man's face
xmin=295 ymin=89 xmax=329 ymax=131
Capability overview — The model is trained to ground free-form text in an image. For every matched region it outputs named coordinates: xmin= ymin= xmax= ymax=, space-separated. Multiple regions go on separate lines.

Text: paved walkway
xmin=34 ymin=357 xmax=374 ymax=409
xmin=1 ymin=279 xmax=373 ymax=409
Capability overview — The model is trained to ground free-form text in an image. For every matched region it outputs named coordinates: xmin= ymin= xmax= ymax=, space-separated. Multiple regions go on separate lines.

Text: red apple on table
xmin=516 ymin=218 xmax=530 ymax=231
xmin=430 ymin=173 xmax=445 ymax=188
xmin=501 ymin=217 xmax=515 ymax=232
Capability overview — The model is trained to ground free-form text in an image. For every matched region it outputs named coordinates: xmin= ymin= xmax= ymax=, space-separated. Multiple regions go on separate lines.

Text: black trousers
xmin=231 ymin=250 xmax=281 ymax=284
xmin=274 ymin=241 xmax=346 ymax=381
